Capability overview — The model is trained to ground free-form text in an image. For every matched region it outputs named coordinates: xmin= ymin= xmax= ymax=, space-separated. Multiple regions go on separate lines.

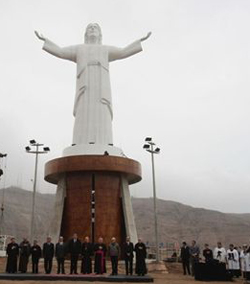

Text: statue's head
xmin=84 ymin=23 xmax=102 ymax=44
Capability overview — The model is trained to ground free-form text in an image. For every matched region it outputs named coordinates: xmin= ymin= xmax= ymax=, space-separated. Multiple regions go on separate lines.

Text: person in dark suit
xmin=81 ymin=236 xmax=93 ymax=274
xmin=180 ymin=241 xmax=191 ymax=275
xmin=55 ymin=236 xmax=66 ymax=274
xmin=18 ymin=237 xmax=31 ymax=273
xmin=43 ymin=237 xmax=54 ymax=274
xmin=68 ymin=233 xmax=82 ymax=274
xmin=6 ymin=238 xmax=19 ymax=273
xmin=30 ymin=240 xmax=42 ymax=273
xmin=123 ymin=236 xmax=134 ymax=275
xmin=134 ymin=238 xmax=147 ymax=276
xmin=203 ymin=243 xmax=213 ymax=263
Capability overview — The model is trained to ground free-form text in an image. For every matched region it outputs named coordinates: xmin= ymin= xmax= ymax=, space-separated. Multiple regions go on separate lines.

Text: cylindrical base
xmin=44 ymin=155 xmax=141 ymax=244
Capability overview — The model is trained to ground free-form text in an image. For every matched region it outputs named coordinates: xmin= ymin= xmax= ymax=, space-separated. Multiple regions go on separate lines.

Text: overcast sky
xmin=0 ymin=0 xmax=250 ymax=213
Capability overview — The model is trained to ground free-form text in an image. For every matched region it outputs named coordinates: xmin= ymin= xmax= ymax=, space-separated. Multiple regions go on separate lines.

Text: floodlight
xmin=25 ymin=146 xmax=31 ymax=151
xmin=155 ymin=148 xmax=160 ymax=153
xmin=30 ymin=140 xmax=36 ymax=145
xmin=143 ymin=144 xmax=150 ymax=149
xmin=145 ymin=137 xmax=152 ymax=142
xmin=43 ymin=147 xmax=50 ymax=152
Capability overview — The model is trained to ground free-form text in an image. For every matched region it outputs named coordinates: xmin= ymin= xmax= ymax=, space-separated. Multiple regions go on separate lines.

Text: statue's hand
xmin=141 ymin=32 xmax=152 ymax=42
xmin=34 ymin=30 xmax=45 ymax=41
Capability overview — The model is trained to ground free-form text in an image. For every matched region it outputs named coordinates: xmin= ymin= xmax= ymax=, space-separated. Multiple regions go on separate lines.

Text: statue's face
xmin=85 ymin=23 xmax=102 ymax=44
xmin=86 ymin=24 xmax=100 ymax=37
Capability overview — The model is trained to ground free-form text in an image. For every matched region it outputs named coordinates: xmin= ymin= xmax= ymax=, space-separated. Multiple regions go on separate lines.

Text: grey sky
xmin=0 ymin=0 xmax=250 ymax=213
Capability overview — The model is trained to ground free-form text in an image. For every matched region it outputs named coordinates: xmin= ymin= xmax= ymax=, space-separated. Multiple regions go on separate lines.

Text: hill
xmin=0 ymin=187 xmax=250 ymax=247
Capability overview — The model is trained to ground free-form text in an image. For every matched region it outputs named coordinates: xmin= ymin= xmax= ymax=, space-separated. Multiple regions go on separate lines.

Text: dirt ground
xmin=0 ymin=258 xmax=245 ymax=284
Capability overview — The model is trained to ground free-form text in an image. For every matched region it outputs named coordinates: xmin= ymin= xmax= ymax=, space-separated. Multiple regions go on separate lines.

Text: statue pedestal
xmin=44 ymin=155 xmax=141 ymax=245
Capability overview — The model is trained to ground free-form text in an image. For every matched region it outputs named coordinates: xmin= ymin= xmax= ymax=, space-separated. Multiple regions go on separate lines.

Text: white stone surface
xmin=63 ymin=144 xmax=125 ymax=157
xmin=121 ymin=176 xmax=138 ymax=244
xmin=48 ymin=178 xmax=66 ymax=242
xmin=36 ymin=24 xmax=151 ymax=149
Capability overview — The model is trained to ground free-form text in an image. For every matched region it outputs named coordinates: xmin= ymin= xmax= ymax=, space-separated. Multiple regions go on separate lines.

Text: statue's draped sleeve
xmin=43 ymin=39 xmax=77 ymax=62
xmin=108 ymin=40 xmax=142 ymax=62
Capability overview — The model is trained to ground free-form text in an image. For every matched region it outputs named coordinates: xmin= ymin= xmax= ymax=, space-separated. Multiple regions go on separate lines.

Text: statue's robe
xmin=43 ymin=39 xmax=142 ymax=146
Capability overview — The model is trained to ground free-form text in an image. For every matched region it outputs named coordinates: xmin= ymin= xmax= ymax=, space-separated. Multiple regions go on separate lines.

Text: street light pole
xmin=25 ymin=140 xmax=50 ymax=241
xmin=0 ymin=153 xmax=7 ymax=236
xmin=143 ymin=137 xmax=160 ymax=263
xmin=150 ymin=143 xmax=159 ymax=263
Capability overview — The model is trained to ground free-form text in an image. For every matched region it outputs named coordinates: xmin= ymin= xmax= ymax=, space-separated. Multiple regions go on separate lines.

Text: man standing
xmin=108 ymin=237 xmax=120 ymax=276
xmin=240 ymin=244 xmax=250 ymax=280
xmin=134 ymin=238 xmax=147 ymax=276
xmin=203 ymin=244 xmax=213 ymax=263
xmin=68 ymin=233 xmax=81 ymax=274
xmin=43 ymin=237 xmax=54 ymax=274
xmin=18 ymin=237 xmax=31 ymax=273
xmin=81 ymin=236 xmax=93 ymax=274
xmin=94 ymin=237 xmax=107 ymax=275
xmin=213 ymin=242 xmax=227 ymax=263
xmin=30 ymin=240 xmax=42 ymax=273
xmin=180 ymin=241 xmax=190 ymax=275
xmin=123 ymin=236 xmax=134 ymax=275
xmin=189 ymin=240 xmax=200 ymax=276
xmin=227 ymin=244 xmax=240 ymax=277
xmin=55 ymin=236 xmax=66 ymax=274
xmin=6 ymin=238 xmax=19 ymax=273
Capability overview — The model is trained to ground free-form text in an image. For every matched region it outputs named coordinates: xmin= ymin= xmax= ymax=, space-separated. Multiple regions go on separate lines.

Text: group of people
xmin=180 ymin=240 xmax=250 ymax=280
xmin=5 ymin=234 xmax=147 ymax=276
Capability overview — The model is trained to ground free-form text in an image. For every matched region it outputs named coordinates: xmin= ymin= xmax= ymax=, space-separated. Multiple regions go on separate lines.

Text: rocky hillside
xmin=132 ymin=198 xmax=250 ymax=247
xmin=0 ymin=187 xmax=250 ymax=247
xmin=0 ymin=187 xmax=54 ymax=242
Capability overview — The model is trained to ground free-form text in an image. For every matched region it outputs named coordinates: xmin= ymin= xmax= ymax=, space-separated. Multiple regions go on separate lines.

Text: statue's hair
xmin=84 ymin=23 xmax=102 ymax=44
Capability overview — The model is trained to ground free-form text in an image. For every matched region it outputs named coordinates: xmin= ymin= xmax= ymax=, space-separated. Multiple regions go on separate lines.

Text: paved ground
xmin=0 ymin=258 xmax=246 ymax=283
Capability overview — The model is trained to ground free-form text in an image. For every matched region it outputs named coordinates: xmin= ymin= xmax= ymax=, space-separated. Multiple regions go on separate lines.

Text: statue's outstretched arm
xmin=140 ymin=32 xmax=152 ymax=42
xmin=108 ymin=32 xmax=151 ymax=62
xmin=34 ymin=30 xmax=45 ymax=41
xmin=35 ymin=30 xmax=76 ymax=62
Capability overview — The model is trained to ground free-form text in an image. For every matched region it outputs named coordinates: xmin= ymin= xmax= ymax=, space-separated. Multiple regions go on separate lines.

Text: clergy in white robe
xmin=240 ymin=245 xmax=250 ymax=280
xmin=213 ymin=242 xmax=227 ymax=263
xmin=227 ymin=244 xmax=240 ymax=277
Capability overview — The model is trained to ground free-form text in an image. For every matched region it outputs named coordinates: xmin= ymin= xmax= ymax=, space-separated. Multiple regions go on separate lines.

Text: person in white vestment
xmin=35 ymin=24 xmax=151 ymax=146
xmin=240 ymin=244 xmax=250 ymax=280
xmin=226 ymin=244 xmax=240 ymax=277
xmin=213 ymin=242 xmax=227 ymax=263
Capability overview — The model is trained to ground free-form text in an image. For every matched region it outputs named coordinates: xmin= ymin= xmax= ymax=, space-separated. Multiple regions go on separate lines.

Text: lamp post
xmin=143 ymin=137 xmax=160 ymax=263
xmin=0 ymin=153 xmax=7 ymax=235
xmin=25 ymin=140 xmax=50 ymax=241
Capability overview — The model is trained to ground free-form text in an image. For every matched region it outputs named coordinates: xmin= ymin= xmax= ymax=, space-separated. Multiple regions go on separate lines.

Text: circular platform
xmin=44 ymin=155 xmax=142 ymax=185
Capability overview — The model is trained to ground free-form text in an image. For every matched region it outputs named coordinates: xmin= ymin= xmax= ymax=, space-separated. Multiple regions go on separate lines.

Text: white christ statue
xmin=35 ymin=24 xmax=151 ymax=148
